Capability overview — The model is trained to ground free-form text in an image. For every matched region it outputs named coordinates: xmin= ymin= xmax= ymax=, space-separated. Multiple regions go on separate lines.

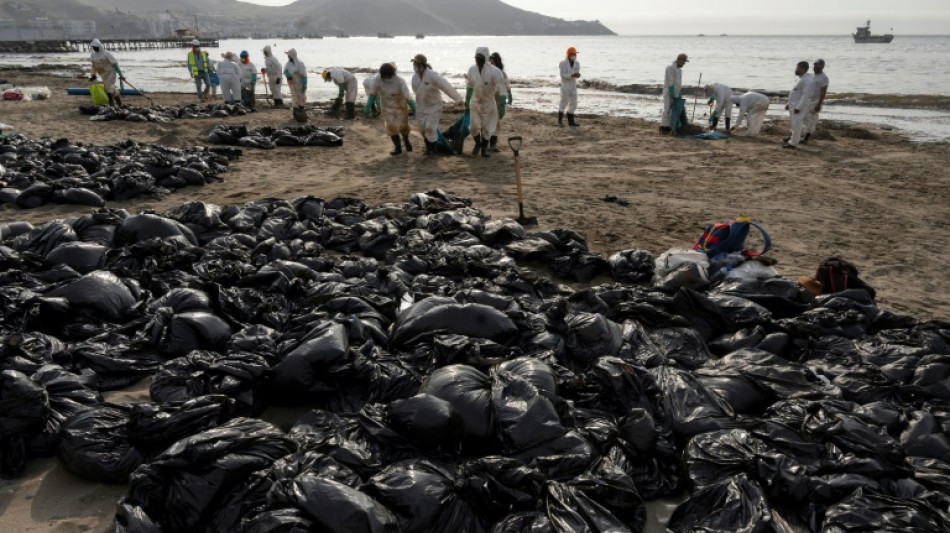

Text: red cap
xmin=566 ymin=47 xmax=578 ymax=56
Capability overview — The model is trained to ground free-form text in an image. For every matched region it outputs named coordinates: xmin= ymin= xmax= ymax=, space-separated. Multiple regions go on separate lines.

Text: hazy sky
xmin=243 ymin=0 xmax=950 ymax=35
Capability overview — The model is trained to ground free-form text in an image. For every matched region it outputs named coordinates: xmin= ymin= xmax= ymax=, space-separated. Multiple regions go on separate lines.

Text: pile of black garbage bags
xmin=1 ymin=189 xmax=949 ymax=533
xmin=208 ymin=124 xmax=345 ymax=149
xmin=79 ymin=103 xmax=255 ymax=122
xmin=0 ymin=135 xmax=238 ymax=209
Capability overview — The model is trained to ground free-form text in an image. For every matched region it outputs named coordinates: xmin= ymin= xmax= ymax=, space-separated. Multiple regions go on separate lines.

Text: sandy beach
xmin=1 ymin=68 xmax=950 ymax=531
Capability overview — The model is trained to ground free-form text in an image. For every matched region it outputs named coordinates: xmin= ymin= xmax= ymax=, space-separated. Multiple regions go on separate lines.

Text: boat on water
xmin=336 ymin=33 xmax=350 ymax=38
xmin=378 ymin=33 xmax=394 ymax=39
xmin=853 ymin=20 xmax=893 ymax=43
xmin=416 ymin=34 xmax=425 ymax=39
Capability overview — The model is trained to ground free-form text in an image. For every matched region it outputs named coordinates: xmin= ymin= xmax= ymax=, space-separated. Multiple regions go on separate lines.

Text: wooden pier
xmin=0 ymin=38 xmax=219 ymax=54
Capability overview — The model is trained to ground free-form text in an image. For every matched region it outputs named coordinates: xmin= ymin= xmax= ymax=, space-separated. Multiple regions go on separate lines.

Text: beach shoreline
xmin=1 ymin=68 xmax=950 ymax=532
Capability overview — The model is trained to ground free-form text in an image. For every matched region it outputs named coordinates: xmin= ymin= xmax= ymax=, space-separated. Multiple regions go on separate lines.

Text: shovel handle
xmin=508 ymin=135 xmax=522 ymax=156
xmin=514 ymin=154 xmax=524 ymax=204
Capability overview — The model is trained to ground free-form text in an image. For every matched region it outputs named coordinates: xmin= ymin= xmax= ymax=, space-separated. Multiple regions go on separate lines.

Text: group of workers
xmin=660 ymin=52 xmax=830 ymax=147
xmin=87 ymin=40 xmax=832 ymax=156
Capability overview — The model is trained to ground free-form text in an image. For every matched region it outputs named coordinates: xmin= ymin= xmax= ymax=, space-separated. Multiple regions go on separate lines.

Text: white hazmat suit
xmin=89 ymin=39 xmax=119 ymax=94
xmin=706 ymin=82 xmax=734 ymax=127
xmin=465 ymin=48 xmax=507 ymax=142
xmin=412 ymin=68 xmax=462 ymax=143
xmin=787 ymin=73 xmax=814 ymax=146
xmin=662 ymin=61 xmax=684 ymax=128
xmin=262 ymin=45 xmax=283 ymax=101
xmin=558 ymin=57 xmax=580 ymax=113
xmin=327 ymin=67 xmax=358 ymax=103
xmin=805 ymin=71 xmax=829 ymax=135
xmin=284 ymin=49 xmax=308 ymax=108
xmin=217 ymin=53 xmax=241 ymax=104
xmin=731 ymin=91 xmax=770 ymax=136
xmin=377 ymin=75 xmax=414 ymax=136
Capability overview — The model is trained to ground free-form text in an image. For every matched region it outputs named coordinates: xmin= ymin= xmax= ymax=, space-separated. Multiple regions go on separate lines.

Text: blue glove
xmin=498 ymin=95 xmax=507 ymax=119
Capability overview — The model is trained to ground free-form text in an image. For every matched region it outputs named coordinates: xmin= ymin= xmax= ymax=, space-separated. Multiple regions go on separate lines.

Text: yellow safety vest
xmin=187 ymin=50 xmax=210 ymax=76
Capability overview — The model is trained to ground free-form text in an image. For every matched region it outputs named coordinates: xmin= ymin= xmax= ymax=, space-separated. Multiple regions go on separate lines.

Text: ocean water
xmin=6 ymin=35 xmax=950 ymax=141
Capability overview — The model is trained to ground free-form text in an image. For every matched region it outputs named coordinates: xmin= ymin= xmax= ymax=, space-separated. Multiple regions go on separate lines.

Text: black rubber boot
xmin=711 ymin=117 xmax=719 ymax=130
xmin=402 ymin=134 xmax=412 ymax=153
xmin=558 ymin=111 xmax=564 ymax=127
xmin=490 ymin=135 xmax=499 ymax=152
xmin=390 ymin=135 xmax=402 ymax=156
xmin=422 ymin=139 xmax=432 ymax=155
xmin=481 ymin=138 xmax=490 ymax=157
xmin=472 ymin=135 xmax=482 ymax=156
xmin=107 ymin=93 xmax=115 ymax=106
xmin=567 ymin=113 xmax=579 ymax=127
xmin=274 ymin=99 xmax=283 ymax=108
xmin=725 ymin=117 xmax=731 ymax=132
xmin=114 ymin=95 xmax=122 ymax=107
xmin=801 ymin=133 xmax=811 ymax=144
xmin=345 ymin=102 xmax=356 ymax=120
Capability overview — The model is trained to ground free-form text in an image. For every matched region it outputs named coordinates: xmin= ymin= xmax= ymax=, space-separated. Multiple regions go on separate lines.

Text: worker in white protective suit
xmin=371 ymin=62 xmax=417 ymax=156
xmin=558 ymin=46 xmax=581 ymax=127
xmin=489 ymin=52 xmax=514 ymax=151
xmin=784 ymin=61 xmax=814 ymax=149
xmin=411 ymin=53 xmax=463 ymax=156
xmin=363 ymin=73 xmax=381 ymax=117
xmin=322 ymin=67 xmax=359 ymax=120
xmin=465 ymin=46 xmax=508 ymax=158
xmin=88 ymin=38 xmax=124 ymax=106
xmin=803 ymin=58 xmax=829 ymax=144
xmin=217 ymin=51 xmax=241 ymax=105
xmin=731 ymin=91 xmax=770 ymax=136
xmin=705 ymin=82 xmax=734 ymax=131
xmin=660 ymin=53 xmax=688 ymax=133
xmin=238 ymin=50 xmax=257 ymax=109
xmin=261 ymin=45 xmax=283 ymax=108
xmin=284 ymin=48 xmax=308 ymax=115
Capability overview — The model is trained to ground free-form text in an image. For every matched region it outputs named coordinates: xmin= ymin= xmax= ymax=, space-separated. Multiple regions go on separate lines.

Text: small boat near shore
xmin=378 ymin=33 xmax=394 ymax=39
xmin=853 ymin=20 xmax=893 ymax=43
xmin=416 ymin=34 xmax=425 ymax=39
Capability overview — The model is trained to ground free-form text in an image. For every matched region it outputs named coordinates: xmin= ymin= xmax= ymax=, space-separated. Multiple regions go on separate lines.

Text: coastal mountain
xmin=1 ymin=0 xmax=614 ymax=38
xmin=281 ymin=0 xmax=615 ymax=36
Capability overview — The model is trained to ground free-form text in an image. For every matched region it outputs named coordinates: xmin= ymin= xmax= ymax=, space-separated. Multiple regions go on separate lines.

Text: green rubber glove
xmin=507 ymin=90 xmax=513 ymax=104
xmin=251 ymin=73 xmax=257 ymax=85
xmin=709 ymin=111 xmax=717 ymax=125
xmin=668 ymin=85 xmax=676 ymax=99
xmin=363 ymin=95 xmax=377 ymax=116
xmin=408 ymin=100 xmax=416 ymax=114
xmin=707 ymin=96 xmax=715 ymax=104
xmin=113 ymin=64 xmax=123 ymax=77
xmin=498 ymin=95 xmax=507 ymax=119
xmin=337 ymin=83 xmax=345 ymax=99
xmin=283 ymin=69 xmax=291 ymax=81
xmin=465 ymin=87 xmax=473 ymax=109
xmin=301 ymin=77 xmax=308 ymax=92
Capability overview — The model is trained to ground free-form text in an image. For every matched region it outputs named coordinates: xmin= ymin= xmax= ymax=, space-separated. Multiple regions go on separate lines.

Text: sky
xmin=241 ymin=0 xmax=950 ymax=35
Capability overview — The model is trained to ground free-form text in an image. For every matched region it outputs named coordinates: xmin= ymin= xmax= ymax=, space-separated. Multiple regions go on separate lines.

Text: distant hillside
xmin=281 ymin=0 xmax=615 ymax=35
xmin=0 ymin=0 xmax=613 ymax=38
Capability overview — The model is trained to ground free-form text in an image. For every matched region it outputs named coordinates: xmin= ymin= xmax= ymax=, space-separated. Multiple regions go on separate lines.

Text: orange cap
xmin=566 ymin=47 xmax=578 ymax=56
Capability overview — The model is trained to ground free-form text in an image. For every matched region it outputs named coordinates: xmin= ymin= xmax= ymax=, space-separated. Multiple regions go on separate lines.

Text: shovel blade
xmin=516 ymin=216 xmax=539 ymax=227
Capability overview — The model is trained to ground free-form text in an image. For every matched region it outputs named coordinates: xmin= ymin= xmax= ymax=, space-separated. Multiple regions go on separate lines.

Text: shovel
xmin=120 ymin=77 xmax=155 ymax=107
xmin=261 ymin=70 xmax=273 ymax=104
xmin=508 ymin=136 xmax=538 ymax=226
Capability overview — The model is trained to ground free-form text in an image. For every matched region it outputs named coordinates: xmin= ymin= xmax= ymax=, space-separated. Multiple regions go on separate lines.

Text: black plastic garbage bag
xmin=419 ymin=365 xmax=494 ymax=448
xmin=26 ymin=364 xmax=100 ymax=456
xmin=44 ymin=242 xmax=108 ymax=273
xmin=384 ymin=394 xmax=465 ymax=453
xmin=563 ymin=313 xmax=623 ymax=367
xmin=151 ymin=351 xmax=269 ymax=415
xmin=121 ymin=418 xmax=295 ymax=533
xmin=0 ymin=370 xmax=50 ymax=478
xmin=608 ymin=249 xmax=655 ymax=283
xmin=547 ymin=250 xmax=608 ymax=282
xmin=46 ymin=270 xmax=138 ymax=321
xmin=288 ymin=410 xmax=384 ymax=478
xmin=492 ymin=370 xmax=566 ymax=452
xmin=390 ymin=296 xmax=519 ymax=348
xmin=127 ymin=395 xmax=237 ymax=454
xmin=667 ymin=474 xmax=772 ymax=533
xmin=145 ymin=310 xmax=232 ymax=357
xmin=366 ymin=460 xmax=481 ymax=533
xmin=544 ymin=482 xmax=632 ymax=533
xmin=651 ymin=365 xmax=736 ymax=438
xmin=115 ymin=213 xmax=199 ymax=246
xmin=695 ymin=349 xmax=822 ymax=414
xmin=820 ymin=488 xmax=950 ymax=532
xmin=58 ymin=403 xmax=144 ymax=482
xmin=267 ymin=322 xmax=349 ymax=404
xmin=273 ymin=475 xmax=397 ymax=533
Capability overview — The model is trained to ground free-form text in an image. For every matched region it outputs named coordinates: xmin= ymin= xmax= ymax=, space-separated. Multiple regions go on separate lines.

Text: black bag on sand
xmin=816 ymin=257 xmax=876 ymax=299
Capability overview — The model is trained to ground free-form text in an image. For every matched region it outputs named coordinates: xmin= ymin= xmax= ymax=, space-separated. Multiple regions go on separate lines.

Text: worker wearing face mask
xmin=558 ymin=47 xmax=581 ymax=127
xmin=465 ymin=46 xmax=508 ymax=158
xmin=88 ymin=38 xmax=124 ymax=106
xmin=238 ymin=50 xmax=257 ymax=109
